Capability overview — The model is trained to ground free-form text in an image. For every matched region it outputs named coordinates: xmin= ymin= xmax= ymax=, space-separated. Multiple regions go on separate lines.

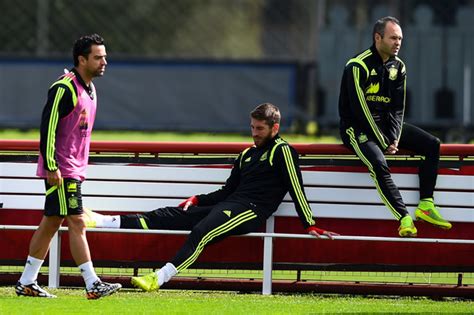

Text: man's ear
xmin=78 ymin=55 xmax=87 ymax=66
xmin=272 ymin=123 xmax=280 ymax=135
xmin=374 ymin=32 xmax=382 ymax=43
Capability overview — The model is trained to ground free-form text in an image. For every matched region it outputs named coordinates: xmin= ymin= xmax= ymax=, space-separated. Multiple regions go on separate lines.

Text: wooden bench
xmin=1 ymin=140 xmax=473 ymax=296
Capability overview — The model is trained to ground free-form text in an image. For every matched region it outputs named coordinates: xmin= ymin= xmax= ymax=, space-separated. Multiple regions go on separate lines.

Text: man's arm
xmin=39 ymin=84 xmax=74 ymax=185
xmin=387 ymin=60 xmax=407 ymax=144
xmin=274 ymin=145 xmax=338 ymax=239
xmin=193 ymin=149 xmax=245 ymax=206
xmin=345 ymin=62 xmax=390 ymax=150
xmin=274 ymin=144 xmax=315 ymax=228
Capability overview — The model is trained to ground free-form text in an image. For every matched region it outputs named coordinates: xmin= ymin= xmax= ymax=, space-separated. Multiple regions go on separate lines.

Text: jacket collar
xmin=370 ymin=44 xmax=395 ymax=65
xmin=71 ymin=68 xmax=94 ymax=98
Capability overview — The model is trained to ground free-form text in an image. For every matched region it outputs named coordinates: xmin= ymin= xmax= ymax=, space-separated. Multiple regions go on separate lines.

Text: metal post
xmin=262 ymin=216 xmax=274 ymax=295
xmin=463 ymin=63 xmax=471 ymax=128
xmin=48 ymin=231 xmax=61 ymax=288
xmin=36 ymin=0 xmax=49 ymax=56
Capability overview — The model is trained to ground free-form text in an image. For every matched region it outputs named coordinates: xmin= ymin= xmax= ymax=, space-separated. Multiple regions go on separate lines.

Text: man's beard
xmin=253 ymin=134 xmax=273 ymax=147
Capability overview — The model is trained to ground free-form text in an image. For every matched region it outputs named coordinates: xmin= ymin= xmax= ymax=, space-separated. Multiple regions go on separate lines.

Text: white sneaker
xmin=15 ymin=281 xmax=57 ymax=298
xmin=86 ymin=280 xmax=121 ymax=299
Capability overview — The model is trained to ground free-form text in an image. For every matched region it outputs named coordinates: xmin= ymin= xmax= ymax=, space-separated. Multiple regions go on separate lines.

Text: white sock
xmin=156 ymin=263 xmax=178 ymax=286
xmin=94 ymin=213 xmax=121 ymax=228
xmin=19 ymin=256 xmax=44 ymax=285
xmin=79 ymin=261 xmax=100 ymax=289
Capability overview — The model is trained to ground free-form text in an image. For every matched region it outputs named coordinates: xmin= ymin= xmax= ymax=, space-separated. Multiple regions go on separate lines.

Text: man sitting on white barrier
xmin=338 ymin=16 xmax=451 ymax=237
xmin=85 ymin=102 xmax=338 ymax=292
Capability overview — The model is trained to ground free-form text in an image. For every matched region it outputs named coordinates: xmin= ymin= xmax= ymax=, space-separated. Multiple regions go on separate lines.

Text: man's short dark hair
xmin=373 ymin=16 xmax=400 ymax=42
xmin=250 ymin=103 xmax=281 ymax=127
xmin=73 ymin=34 xmax=104 ymax=66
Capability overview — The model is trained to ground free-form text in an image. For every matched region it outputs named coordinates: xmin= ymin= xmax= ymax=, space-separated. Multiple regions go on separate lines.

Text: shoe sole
xmin=16 ymin=292 xmax=57 ymax=298
xmin=15 ymin=286 xmax=57 ymax=298
xmin=415 ymin=213 xmax=452 ymax=229
xmin=399 ymin=230 xmax=417 ymax=238
xmin=86 ymin=285 xmax=121 ymax=300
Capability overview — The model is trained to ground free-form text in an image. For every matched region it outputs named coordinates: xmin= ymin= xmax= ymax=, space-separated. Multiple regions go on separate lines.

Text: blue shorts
xmin=44 ymin=178 xmax=83 ymax=217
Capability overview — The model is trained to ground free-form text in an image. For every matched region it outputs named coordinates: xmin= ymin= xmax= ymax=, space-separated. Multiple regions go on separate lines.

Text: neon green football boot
xmin=131 ymin=272 xmax=159 ymax=292
xmin=415 ymin=198 xmax=452 ymax=229
xmin=398 ymin=215 xmax=417 ymax=237
xmin=83 ymin=208 xmax=98 ymax=228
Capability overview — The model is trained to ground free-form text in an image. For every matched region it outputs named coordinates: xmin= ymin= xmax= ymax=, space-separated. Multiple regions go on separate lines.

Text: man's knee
xmin=66 ymin=215 xmax=86 ymax=233
xmin=38 ymin=216 xmax=63 ymax=234
xmin=371 ymin=157 xmax=390 ymax=174
xmin=429 ymin=136 xmax=441 ymax=154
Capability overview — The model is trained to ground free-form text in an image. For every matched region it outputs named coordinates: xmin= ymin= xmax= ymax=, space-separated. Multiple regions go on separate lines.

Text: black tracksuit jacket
xmin=338 ymin=45 xmax=406 ymax=150
xmin=196 ymin=135 xmax=316 ymax=229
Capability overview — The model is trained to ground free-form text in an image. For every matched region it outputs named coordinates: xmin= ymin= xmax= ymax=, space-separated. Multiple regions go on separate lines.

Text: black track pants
xmin=120 ymin=202 xmax=264 ymax=271
xmin=340 ymin=122 xmax=440 ymax=220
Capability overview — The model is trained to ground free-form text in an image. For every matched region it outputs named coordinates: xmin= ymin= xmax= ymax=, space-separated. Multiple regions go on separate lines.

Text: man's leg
xmin=61 ymin=179 xmax=121 ymax=299
xmin=398 ymin=123 xmax=451 ymax=229
xmin=131 ymin=202 xmax=263 ymax=291
xmin=85 ymin=205 xmax=212 ymax=230
xmin=121 ymin=206 xmax=212 ymax=230
xmin=66 ymin=214 xmax=98 ymax=286
xmin=26 ymin=216 xmax=63 ymax=260
xmin=16 ymin=215 xmax=63 ymax=298
xmin=342 ymin=127 xmax=416 ymax=237
xmin=399 ymin=123 xmax=440 ymax=198
xmin=16 ymin=178 xmax=71 ymax=298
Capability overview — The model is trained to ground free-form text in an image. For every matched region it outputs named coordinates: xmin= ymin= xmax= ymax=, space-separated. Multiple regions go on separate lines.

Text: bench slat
xmin=2 ymin=178 xmax=472 ymax=207
xmin=2 ymin=163 xmax=472 ymax=190
xmin=2 ymin=195 xmax=472 ymax=222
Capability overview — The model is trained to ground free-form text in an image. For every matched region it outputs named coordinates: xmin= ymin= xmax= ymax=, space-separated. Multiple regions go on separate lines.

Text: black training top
xmin=338 ymin=45 xmax=406 ymax=150
xmin=196 ymin=134 xmax=315 ymax=229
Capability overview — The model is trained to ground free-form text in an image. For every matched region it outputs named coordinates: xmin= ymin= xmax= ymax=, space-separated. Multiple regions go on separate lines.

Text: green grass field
xmin=1 ymin=267 xmax=473 ymax=313
xmin=1 ymin=287 xmax=473 ymax=314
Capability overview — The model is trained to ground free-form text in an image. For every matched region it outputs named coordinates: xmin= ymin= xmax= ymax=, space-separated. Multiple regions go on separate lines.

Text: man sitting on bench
xmin=84 ymin=103 xmax=338 ymax=292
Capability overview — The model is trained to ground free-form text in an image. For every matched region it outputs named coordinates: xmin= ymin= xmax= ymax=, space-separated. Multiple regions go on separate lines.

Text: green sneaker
xmin=415 ymin=199 xmax=452 ymax=229
xmin=398 ymin=215 xmax=417 ymax=237
xmin=131 ymin=272 xmax=159 ymax=292
xmin=83 ymin=208 xmax=98 ymax=228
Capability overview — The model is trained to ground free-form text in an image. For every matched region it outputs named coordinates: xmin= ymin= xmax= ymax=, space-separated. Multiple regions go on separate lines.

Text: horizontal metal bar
xmin=1 ymin=139 xmax=473 ymax=156
xmin=1 ymin=225 xmax=473 ymax=244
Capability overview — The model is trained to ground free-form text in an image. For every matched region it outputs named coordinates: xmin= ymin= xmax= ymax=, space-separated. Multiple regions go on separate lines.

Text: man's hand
xmin=178 ymin=196 xmax=198 ymax=211
xmin=385 ymin=140 xmax=399 ymax=155
xmin=46 ymin=169 xmax=63 ymax=187
xmin=306 ymin=226 xmax=340 ymax=240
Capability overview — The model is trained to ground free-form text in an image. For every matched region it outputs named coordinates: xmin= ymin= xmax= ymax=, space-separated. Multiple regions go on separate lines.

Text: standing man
xmin=16 ymin=34 xmax=121 ymax=299
xmin=85 ymin=103 xmax=338 ymax=291
xmin=338 ymin=16 xmax=451 ymax=237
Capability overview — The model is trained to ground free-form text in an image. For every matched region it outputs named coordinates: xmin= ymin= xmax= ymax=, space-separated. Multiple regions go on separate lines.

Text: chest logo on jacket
xmin=366 ymin=82 xmax=380 ymax=94
xmin=260 ymin=151 xmax=268 ymax=161
xmin=389 ymin=67 xmax=398 ymax=80
xmin=79 ymin=109 xmax=89 ymax=137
